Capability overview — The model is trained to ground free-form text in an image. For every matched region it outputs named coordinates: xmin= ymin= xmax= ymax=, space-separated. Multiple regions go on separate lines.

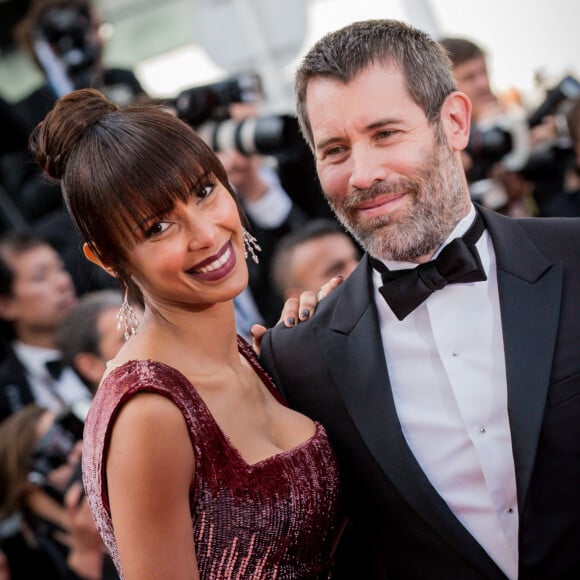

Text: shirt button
xmin=506 ymin=507 xmax=514 ymax=514
xmin=452 ymin=351 xmax=459 ymax=357
xmin=480 ymin=427 xmax=486 ymax=433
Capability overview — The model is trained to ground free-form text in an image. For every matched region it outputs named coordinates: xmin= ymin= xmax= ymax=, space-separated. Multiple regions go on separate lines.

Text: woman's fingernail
xmin=300 ymin=309 xmax=310 ymax=319
xmin=286 ymin=317 xmax=296 ymax=326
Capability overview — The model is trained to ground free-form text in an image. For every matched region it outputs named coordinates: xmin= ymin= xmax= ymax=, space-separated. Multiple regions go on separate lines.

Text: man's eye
xmin=376 ymin=130 xmax=396 ymax=139
xmin=326 ymin=145 xmax=345 ymax=157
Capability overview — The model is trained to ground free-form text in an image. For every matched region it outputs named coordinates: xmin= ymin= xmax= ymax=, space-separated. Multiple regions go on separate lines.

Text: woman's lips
xmin=187 ymin=241 xmax=236 ymax=281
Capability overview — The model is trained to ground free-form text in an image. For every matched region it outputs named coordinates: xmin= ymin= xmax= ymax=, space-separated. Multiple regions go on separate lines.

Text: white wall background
xmin=2 ymin=0 xmax=577 ymax=111
xmin=135 ymin=0 xmax=580 ymax=112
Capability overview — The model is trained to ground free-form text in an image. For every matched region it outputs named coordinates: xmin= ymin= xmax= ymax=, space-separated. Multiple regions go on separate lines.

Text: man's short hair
xmin=438 ymin=37 xmax=485 ymax=68
xmin=55 ymin=289 xmax=122 ymax=368
xmin=271 ymin=218 xmax=350 ymax=295
xmin=295 ymin=19 xmax=456 ymax=148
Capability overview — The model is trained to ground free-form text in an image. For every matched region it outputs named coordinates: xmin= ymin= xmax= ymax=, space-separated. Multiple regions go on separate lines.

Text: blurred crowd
xmin=0 ymin=1 xmax=579 ymax=578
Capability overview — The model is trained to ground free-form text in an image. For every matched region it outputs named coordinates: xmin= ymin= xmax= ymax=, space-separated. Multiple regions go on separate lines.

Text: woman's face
xmin=126 ymin=177 xmax=248 ymax=312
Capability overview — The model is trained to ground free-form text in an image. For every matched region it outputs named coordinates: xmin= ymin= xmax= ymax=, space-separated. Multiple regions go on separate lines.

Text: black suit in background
xmin=260 ymin=207 xmax=580 ymax=579
xmin=0 ymin=348 xmax=35 ymax=423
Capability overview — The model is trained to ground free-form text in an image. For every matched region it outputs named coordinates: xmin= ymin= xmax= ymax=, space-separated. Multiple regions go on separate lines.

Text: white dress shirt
xmin=12 ymin=341 xmax=92 ymax=416
xmin=373 ymin=206 xmax=519 ymax=579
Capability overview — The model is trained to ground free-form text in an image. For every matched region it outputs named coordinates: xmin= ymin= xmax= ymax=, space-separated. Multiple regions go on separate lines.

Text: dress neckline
xmin=103 ymin=339 xmax=321 ymax=470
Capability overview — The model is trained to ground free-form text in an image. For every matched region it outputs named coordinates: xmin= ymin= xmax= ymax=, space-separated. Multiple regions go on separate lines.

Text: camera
xmin=196 ymin=113 xmax=306 ymax=159
xmin=33 ymin=3 xmax=101 ymax=95
xmin=173 ymin=73 xmax=306 ymax=159
xmin=528 ymin=75 xmax=580 ymax=128
xmin=175 ymin=73 xmax=263 ymax=127
xmin=467 ymin=125 xmax=513 ymax=165
xmin=467 ymin=75 xmax=580 ymax=168
xmin=28 ymin=404 xmax=86 ymax=502
xmin=37 ymin=4 xmax=99 ymax=75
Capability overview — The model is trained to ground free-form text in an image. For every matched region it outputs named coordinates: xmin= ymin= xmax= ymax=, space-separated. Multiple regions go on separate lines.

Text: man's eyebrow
xmin=315 ymin=117 xmax=403 ymax=150
xmin=365 ymin=117 xmax=402 ymax=131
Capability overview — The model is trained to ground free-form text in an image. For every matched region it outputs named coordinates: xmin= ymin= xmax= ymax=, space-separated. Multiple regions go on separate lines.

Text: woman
xmin=30 ymin=89 xmax=343 ymax=579
xmin=0 ymin=404 xmax=114 ymax=579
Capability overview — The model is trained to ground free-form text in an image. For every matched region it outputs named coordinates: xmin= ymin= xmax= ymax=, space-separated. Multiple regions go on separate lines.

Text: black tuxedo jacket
xmin=260 ymin=208 xmax=580 ymax=579
xmin=0 ymin=348 xmax=35 ymax=423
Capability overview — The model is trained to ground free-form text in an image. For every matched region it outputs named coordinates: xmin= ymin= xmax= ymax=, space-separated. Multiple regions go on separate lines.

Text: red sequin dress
xmin=82 ymin=338 xmax=343 ymax=579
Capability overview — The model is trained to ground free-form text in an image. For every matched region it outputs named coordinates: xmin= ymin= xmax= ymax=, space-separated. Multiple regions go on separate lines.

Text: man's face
xmin=287 ymin=233 xmax=359 ymax=298
xmin=0 ymin=244 xmax=77 ymax=335
xmin=306 ymin=62 xmax=471 ymax=262
xmin=453 ymin=56 xmax=497 ymax=122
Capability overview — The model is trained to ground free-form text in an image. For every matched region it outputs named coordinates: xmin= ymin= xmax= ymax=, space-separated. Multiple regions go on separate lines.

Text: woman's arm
xmin=106 ymin=392 xmax=198 ymax=580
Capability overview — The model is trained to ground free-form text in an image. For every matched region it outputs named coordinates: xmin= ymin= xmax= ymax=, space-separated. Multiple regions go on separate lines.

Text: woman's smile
xmin=187 ymin=241 xmax=236 ymax=282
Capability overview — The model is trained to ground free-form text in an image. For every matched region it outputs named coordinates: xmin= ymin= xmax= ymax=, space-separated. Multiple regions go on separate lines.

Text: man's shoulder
xmin=267 ymin=260 xmax=371 ymax=352
xmin=0 ymin=349 xmax=25 ymax=378
xmin=515 ymin=215 xmax=580 ymax=256
xmin=0 ymin=354 xmax=33 ymax=422
xmin=482 ymin=207 xmax=580 ymax=260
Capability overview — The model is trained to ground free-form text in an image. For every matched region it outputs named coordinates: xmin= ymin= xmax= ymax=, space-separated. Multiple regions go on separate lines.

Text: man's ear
xmin=83 ymin=243 xmax=117 ymax=278
xmin=440 ymin=91 xmax=472 ymax=152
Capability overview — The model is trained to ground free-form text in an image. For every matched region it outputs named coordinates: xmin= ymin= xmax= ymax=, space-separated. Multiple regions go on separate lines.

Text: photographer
xmin=439 ymin=36 xmax=539 ymax=217
xmin=0 ymin=404 xmax=116 ymax=579
xmin=538 ymin=97 xmax=580 ymax=217
xmin=0 ymin=0 xmax=146 ymax=296
xmin=439 ymin=37 xmax=580 ymax=219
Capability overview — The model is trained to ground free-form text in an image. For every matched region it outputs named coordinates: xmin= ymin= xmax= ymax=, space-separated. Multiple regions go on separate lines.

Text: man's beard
xmin=326 ymin=128 xmax=469 ymax=262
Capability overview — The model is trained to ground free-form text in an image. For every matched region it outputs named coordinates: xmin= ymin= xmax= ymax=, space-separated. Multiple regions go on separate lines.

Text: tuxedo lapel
xmin=315 ymin=256 xmax=506 ymax=578
xmin=481 ymin=208 xmax=562 ymax=510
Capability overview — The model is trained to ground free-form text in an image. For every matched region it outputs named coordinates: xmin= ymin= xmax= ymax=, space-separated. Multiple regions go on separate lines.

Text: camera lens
xmin=197 ymin=114 xmax=304 ymax=158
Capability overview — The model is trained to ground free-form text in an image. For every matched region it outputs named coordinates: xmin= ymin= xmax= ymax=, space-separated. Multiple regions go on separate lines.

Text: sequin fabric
xmin=82 ymin=338 xmax=343 ymax=579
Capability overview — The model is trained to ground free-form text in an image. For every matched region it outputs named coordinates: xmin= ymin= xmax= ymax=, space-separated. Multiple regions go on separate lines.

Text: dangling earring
xmin=243 ymin=228 xmax=262 ymax=264
xmin=116 ymin=286 xmax=139 ymax=341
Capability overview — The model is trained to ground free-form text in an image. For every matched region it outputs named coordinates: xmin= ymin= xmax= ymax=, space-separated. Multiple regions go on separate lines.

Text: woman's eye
xmin=198 ymin=183 xmax=215 ymax=199
xmin=145 ymin=221 xmax=170 ymax=238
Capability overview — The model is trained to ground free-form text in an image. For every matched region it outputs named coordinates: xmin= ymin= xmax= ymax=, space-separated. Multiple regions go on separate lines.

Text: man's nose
xmin=348 ymin=146 xmax=389 ymax=191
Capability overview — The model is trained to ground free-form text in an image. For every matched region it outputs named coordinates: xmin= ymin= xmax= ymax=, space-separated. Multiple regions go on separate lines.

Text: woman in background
xmin=0 ymin=404 xmax=114 ymax=579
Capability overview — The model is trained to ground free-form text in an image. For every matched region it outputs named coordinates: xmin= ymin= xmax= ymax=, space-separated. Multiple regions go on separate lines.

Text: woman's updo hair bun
xmin=30 ymin=88 xmax=118 ymax=180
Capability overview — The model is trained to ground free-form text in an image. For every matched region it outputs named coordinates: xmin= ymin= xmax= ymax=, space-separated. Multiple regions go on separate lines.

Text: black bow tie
xmin=371 ymin=212 xmax=487 ymax=320
xmin=45 ymin=359 xmax=65 ymax=380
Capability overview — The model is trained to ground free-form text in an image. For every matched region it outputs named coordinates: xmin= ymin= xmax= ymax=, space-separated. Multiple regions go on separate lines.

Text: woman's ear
xmin=83 ymin=243 xmax=117 ymax=278
xmin=440 ymin=91 xmax=472 ymax=151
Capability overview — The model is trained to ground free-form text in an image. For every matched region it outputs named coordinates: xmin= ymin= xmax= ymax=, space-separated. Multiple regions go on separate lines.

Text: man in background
xmin=55 ymin=289 xmax=130 ymax=393
xmin=0 ymin=230 xmax=92 ymax=422
xmin=271 ymin=218 xmax=360 ymax=301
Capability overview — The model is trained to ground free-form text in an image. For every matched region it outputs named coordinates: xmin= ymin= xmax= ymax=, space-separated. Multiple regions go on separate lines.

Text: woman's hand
xmin=251 ymin=275 xmax=344 ymax=354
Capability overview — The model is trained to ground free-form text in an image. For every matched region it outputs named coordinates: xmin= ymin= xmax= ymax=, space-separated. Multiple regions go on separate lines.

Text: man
xmin=438 ymin=37 xmax=501 ymax=125
xmin=55 ymin=289 xmax=128 ymax=393
xmin=438 ymin=36 xmax=540 ymax=218
xmin=271 ymin=218 xmax=360 ymax=300
xmin=0 ymin=230 xmax=92 ymax=422
xmin=260 ymin=19 xmax=580 ymax=579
